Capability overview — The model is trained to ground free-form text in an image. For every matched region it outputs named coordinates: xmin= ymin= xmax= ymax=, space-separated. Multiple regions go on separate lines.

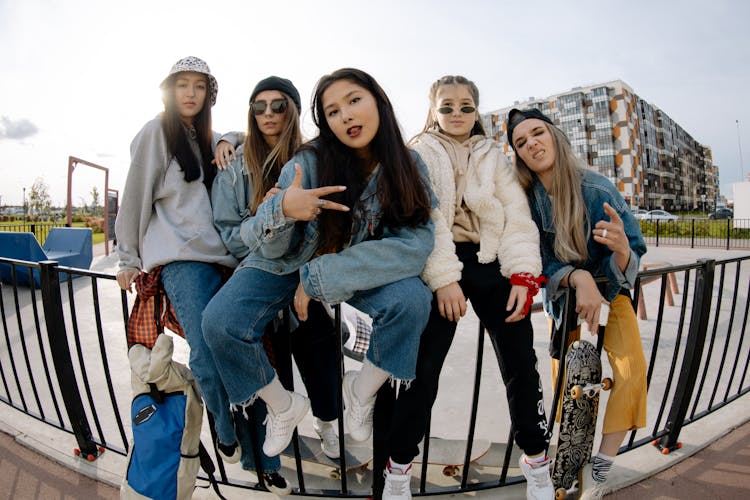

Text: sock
xmin=353 ymin=359 xmax=388 ymax=402
xmin=591 ymin=454 xmax=614 ymax=483
xmin=525 ymin=453 xmax=548 ymax=466
xmin=258 ymin=376 xmax=292 ymax=415
xmin=387 ymin=458 xmax=412 ymax=474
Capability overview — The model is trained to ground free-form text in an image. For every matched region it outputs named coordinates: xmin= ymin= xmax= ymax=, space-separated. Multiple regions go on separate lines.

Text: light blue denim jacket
xmin=211 ymin=145 xmax=254 ymax=261
xmin=527 ymin=169 xmax=647 ymax=327
xmin=225 ymin=146 xmax=435 ymax=304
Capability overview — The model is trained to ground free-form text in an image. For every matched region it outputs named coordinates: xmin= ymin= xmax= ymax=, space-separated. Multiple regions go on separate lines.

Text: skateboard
xmin=414 ymin=437 xmax=491 ymax=477
xmin=551 ymin=339 xmax=612 ymax=499
xmin=282 ymin=433 xmax=372 ymax=479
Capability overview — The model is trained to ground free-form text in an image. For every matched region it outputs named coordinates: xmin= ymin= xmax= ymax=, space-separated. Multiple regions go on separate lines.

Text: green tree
xmin=90 ymin=186 xmax=100 ymax=216
xmin=28 ymin=177 xmax=52 ymax=218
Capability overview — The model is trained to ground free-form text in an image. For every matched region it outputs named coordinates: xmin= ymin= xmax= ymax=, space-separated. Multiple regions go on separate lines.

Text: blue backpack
xmin=121 ymin=334 xmax=222 ymax=500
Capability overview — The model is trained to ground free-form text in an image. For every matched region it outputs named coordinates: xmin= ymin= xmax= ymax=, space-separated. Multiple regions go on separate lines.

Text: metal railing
xmin=640 ymin=218 xmax=750 ymax=249
xmin=0 ymin=254 xmax=748 ymax=497
xmin=0 ymin=222 xmax=64 ymax=244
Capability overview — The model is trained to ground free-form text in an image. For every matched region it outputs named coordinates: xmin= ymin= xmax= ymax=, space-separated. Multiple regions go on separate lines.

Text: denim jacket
xmin=233 ymin=146 xmax=435 ymax=304
xmin=211 ymin=145 xmax=254 ymax=261
xmin=527 ymin=169 xmax=647 ymax=327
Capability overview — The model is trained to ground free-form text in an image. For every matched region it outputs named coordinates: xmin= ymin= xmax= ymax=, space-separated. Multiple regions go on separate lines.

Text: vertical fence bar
xmin=691 ymin=219 xmax=695 ymax=248
xmin=459 ymin=323 xmax=485 ymax=489
xmin=38 ymin=261 xmax=99 ymax=457
xmin=726 ymin=218 xmax=731 ymax=251
xmin=656 ymin=259 xmax=715 ymax=453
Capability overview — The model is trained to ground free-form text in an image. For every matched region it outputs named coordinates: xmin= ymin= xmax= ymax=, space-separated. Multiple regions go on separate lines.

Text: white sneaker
xmin=262 ymin=391 xmax=310 ymax=456
xmin=579 ymin=463 xmax=609 ymax=500
xmin=518 ymin=454 xmax=554 ymax=500
xmin=342 ymin=371 xmax=376 ymax=442
xmin=313 ymin=417 xmax=340 ymax=459
xmin=382 ymin=467 xmax=412 ymax=500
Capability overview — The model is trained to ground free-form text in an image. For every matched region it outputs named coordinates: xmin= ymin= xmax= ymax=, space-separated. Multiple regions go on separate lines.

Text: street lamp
xmin=23 ymin=187 xmax=26 ymax=222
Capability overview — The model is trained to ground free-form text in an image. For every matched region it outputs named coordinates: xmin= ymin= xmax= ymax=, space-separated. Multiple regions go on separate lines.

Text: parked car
xmin=631 ymin=208 xmax=649 ymax=220
xmin=644 ymin=209 xmax=678 ymax=221
xmin=708 ymin=208 xmax=733 ymax=219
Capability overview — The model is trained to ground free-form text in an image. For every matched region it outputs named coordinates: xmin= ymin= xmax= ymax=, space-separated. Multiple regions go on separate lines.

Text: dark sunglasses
xmin=251 ymin=98 xmax=288 ymax=116
xmin=437 ymin=105 xmax=477 ymax=115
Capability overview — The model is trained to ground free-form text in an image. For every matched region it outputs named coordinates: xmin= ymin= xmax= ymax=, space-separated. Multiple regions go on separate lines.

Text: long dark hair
xmin=304 ymin=68 xmax=432 ymax=253
xmin=160 ymin=74 xmax=216 ymax=191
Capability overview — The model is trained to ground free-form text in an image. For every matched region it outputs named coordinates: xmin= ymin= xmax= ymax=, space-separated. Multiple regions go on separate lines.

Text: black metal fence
xmin=0 ymin=222 xmax=64 ymax=245
xmin=640 ymin=218 xmax=750 ymax=249
xmin=0 ymin=254 xmax=748 ymax=497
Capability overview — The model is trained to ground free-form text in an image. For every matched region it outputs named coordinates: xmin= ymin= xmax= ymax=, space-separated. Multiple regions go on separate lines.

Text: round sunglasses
xmin=251 ymin=98 xmax=288 ymax=116
xmin=436 ymin=105 xmax=477 ymax=115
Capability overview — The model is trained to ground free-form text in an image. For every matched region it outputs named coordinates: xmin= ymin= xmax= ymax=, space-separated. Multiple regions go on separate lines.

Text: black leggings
xmin=376 ymin=243 xmax=549 ymax=469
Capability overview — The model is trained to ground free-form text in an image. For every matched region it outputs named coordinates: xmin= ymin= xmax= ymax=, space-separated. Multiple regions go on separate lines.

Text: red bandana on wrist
xmin=509 ymin=272 xmax=548 ymax=316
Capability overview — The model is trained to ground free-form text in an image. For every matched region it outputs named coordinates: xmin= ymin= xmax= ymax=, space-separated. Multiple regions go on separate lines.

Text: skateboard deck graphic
xmin=552 ymin=340 xmax=610 ymax=499
xmin=283 ymin=434 xmax=372 ymax=479
xmin=415 ymin=437 xmax=490 ymax=476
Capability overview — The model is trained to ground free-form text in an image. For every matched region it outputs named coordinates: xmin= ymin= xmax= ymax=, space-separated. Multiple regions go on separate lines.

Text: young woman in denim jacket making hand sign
xmin=509 ymin=108 xmax=648 ymax=499
xmin=201 ymin=68 xmax=435 ymax=463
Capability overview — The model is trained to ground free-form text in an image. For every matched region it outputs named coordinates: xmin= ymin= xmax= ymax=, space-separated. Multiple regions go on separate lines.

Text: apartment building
xmin=483 ymin=80 xmax=717 ymax=211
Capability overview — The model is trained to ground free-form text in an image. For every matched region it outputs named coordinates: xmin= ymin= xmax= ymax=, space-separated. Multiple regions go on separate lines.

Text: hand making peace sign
xmin=281 ymin=164 xmax=350 ymax=221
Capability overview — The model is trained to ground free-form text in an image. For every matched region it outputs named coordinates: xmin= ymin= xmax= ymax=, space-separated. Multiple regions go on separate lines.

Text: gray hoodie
xmin=115 ymin=115 xmax=237 ymax=272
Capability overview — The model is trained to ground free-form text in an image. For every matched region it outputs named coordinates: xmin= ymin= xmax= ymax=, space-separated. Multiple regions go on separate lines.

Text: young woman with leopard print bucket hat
xmin=115 ymin=56 xmax=242 ymax=479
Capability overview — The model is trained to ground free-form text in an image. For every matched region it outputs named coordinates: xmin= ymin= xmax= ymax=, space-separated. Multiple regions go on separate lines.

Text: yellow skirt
xmin=551 ymin=294 xmax=647 ymax=434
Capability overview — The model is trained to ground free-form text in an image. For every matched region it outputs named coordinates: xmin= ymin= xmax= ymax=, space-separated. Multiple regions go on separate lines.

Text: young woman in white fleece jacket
xmin=376 ymin=75 xmax=553 ymax=500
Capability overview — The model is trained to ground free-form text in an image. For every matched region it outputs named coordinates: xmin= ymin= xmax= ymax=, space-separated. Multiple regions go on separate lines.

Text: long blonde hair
xmin=242 ymin=93 xmax=302 ymax=213
xmin=516 ymin=123 xmax=589 ymax=264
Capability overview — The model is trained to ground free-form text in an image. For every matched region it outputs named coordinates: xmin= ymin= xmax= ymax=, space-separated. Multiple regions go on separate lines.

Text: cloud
xmin=0 ymin=116 xmax=39 ymax=140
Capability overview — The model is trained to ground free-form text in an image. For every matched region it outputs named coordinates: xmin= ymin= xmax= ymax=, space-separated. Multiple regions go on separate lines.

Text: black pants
xmin=271 ymin=301 xmax=340 ymax=421
xmin=374 ymin=243 xmax=548 ymax=490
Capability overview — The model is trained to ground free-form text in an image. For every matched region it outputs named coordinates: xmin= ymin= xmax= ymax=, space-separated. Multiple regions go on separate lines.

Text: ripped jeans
xmin=201 ymin=266 xmax=430 ymax=408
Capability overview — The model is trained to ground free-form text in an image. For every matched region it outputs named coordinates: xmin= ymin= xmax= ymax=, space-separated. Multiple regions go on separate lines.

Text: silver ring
xmin=318 ymin=199 xmax=325 ymax=208
xmin=602 ymin=228 xmax=608 ymax=239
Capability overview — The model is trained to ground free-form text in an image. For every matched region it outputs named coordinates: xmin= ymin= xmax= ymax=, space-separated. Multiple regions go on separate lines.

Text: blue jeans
xmin=202 ymin=267 xmax=431 ymax=406
xmin=234 ymin=403 xmax=280 ymax=473
xmin=161 ymin=261 xmax=236 ymax=446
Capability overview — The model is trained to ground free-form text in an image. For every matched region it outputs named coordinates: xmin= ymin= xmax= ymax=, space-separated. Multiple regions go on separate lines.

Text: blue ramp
xmin=0 ymin=228 xmax=93 ymax=287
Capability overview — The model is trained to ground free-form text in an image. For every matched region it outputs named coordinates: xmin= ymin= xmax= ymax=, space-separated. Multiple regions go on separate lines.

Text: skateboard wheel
xmin=602 ymin=378 xmax=613 ymax=391
xmin=571 ymin=385 xmax=582 ymax=400
xmin=73 ymin=448 xmax=80 ymax=456
xmin=661 ymin=447 xmax=670 ymax=455
xmin=98 ymin=446 xmax=105 ymax=453
xmin=651 ymin=439 xmax=659 ymax=446
xmin=555 ymin=487 xmax=566 ymax=500
xmin=86 ymin=454 xmax=95 ymax=462
xmin=442 ymin=465 xmax=459 ymax=477
xmin=676 ymin=442 xmax=682 ymax=450
xmin=329 ymin=469 xmax=341 ymax=479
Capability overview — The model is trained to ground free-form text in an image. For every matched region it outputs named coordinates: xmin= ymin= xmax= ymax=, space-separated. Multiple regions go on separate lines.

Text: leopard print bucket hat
xmin=160 ymin=56 xmax=218 ymax=107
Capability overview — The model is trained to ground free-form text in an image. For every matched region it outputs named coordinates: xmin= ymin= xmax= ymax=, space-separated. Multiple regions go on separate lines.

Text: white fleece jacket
xmin=411 ymin=132 xmax=542 ymax=291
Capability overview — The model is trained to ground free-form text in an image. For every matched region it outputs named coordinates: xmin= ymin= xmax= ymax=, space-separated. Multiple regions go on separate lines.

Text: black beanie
xmin=507 ymin=108 xmax=554 ymax=150
xmin=249 ymin=76 xmax=301 ymax=112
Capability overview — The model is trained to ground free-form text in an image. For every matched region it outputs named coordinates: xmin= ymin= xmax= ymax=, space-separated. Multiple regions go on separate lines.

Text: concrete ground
xmin=0 ymin=242 xmax=748 ymax=499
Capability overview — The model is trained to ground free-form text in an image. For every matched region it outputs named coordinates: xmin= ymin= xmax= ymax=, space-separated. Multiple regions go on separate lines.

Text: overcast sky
xmin=1 ymin=0 xmax=748 ymax=207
